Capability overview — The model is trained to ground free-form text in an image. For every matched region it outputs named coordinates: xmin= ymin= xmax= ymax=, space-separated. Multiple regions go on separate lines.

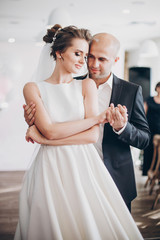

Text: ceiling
xmin=0 ymin=0 xmax=160 ymax=50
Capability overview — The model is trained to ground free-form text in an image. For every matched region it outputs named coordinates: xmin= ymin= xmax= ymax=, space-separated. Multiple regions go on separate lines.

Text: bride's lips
xmin=75 ymin=64 xmax=82 ymax=69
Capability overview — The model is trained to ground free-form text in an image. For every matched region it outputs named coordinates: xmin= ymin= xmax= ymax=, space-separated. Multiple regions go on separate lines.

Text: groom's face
xmin=87 ymin=40 xmax=116 ymax=80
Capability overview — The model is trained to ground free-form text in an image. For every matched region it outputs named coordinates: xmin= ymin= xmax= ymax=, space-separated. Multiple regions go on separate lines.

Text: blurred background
xmin=1 ymin=0 xmax=160 ymax=170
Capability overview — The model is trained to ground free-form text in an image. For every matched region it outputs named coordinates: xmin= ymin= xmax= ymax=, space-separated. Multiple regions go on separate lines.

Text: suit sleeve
xmin=117 ymin=86 xmax=151 ymax=149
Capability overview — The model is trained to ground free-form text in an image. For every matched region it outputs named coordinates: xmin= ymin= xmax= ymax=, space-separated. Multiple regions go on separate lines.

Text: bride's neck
xmin=49 ymin=63 xmax=73 ymax=84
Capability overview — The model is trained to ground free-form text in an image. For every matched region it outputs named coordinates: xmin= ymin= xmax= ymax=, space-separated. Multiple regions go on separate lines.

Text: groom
xmin=87 ymin=33 xmax=150 ymax=211
xmin=24 ymin=32 xmax=150 ymax=212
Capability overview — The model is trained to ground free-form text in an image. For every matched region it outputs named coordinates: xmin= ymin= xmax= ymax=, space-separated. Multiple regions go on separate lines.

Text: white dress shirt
xmin=94 ymin=74 xmax=127 ymax=160
xmin=94 ymin=74 xmax=113 ymax=159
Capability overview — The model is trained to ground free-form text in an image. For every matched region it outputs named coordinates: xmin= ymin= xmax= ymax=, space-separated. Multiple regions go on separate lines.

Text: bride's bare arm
xmin=24 ymin=79 xmax=106 ymax=140
xmin=26 ymin=124 xmax=99 ymax=145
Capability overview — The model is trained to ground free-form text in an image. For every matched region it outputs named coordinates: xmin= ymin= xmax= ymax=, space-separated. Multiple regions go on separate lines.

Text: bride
xmin=14 ymin=24 xmax=143 ymax=240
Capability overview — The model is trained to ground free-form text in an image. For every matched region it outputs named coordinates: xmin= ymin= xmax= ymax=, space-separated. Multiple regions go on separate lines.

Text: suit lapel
xmin=110 ymin=74 xmax=123 ymax=106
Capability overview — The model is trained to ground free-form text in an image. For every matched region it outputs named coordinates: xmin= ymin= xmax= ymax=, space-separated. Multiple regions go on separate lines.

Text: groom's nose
xmin=92 ymin=58 xmax=99 ymax=68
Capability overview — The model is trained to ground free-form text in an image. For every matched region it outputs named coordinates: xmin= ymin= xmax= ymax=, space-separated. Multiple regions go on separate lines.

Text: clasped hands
xmin=98 ymin=103 xmax=128 ymax=132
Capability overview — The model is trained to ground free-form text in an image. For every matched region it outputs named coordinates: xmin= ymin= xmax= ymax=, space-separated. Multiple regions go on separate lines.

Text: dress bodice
xmin=37 ymin=80 xmax=85 ymax=123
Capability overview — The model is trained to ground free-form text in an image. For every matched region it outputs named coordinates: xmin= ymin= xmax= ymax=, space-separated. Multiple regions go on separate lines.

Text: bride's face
xmin=59 ymin=38 xmax=89 ymax=74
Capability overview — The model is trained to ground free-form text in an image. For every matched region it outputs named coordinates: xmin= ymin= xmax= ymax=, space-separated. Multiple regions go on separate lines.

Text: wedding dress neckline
xmin=43 ymin=79 xmax=75 ymax=86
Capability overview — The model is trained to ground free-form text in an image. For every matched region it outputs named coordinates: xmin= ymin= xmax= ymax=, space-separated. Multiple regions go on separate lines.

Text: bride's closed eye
xmin=75 ymin=52 xmax=81 ymax=56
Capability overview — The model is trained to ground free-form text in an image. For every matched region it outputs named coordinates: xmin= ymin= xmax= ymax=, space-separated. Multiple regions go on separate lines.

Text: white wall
xmin=0 ymin=42 xmax=42 ymax=170
xmin=0 ymin=42 xmax=125 ymax=171
xmin=127 ymin=38 xmax=160 ymax=96
xmin=112 ymin=47 xmax=125 ymax=79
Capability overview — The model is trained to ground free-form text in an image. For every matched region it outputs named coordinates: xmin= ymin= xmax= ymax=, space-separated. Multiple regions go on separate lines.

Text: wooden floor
xmin=0 ymin=167 xmax=160 ymax=240
xmin=132 ymin=168 xmax=160 ymax=240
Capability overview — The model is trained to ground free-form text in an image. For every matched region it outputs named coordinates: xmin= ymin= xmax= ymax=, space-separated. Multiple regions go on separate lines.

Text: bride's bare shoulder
xmin=23 ymin=82 xmax=40 ymax=98
xmin=82 ymin=78 xmax=97 ymax=97
xmin=82 ymin=78 xmax=96 ymax=89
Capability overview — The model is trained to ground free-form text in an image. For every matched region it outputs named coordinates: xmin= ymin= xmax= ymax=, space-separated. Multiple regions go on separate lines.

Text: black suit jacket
xmin=102 ymin=74 xmax=150 ymax=204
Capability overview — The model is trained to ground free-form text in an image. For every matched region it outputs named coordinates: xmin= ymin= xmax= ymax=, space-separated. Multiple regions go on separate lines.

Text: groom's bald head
xmin=91 ymin=33 xmax=120 ymax=58
xmin=88 ymin=32 xmax=120 ymax=80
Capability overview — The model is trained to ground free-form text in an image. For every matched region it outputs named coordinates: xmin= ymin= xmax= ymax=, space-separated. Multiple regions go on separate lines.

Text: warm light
xmin=139 ymin=40 xmax=159 ymax=57
xmin=47 ymin=8 xmax=72 ymax=27
xmin=122 ymin=9 xmax=130 ymax=14
xmin=0 ymin=102 xmax=9 ymax=110
xmin=8 ymin=38 xmax=15 ymax=43
xmin=35 ymin=42 xmax=45 ymax=47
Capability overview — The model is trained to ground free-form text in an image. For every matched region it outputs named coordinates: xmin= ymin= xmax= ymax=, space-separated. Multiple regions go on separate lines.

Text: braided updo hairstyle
xmin=43 ymin=24 xmax=92 ymax=60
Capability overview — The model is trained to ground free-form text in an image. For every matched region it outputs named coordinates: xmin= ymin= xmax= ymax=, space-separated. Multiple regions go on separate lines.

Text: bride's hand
xmin=26 ymin=125 xmax=46 ymax=144
xmin=97 ymin=109 xmax=110 ymax=124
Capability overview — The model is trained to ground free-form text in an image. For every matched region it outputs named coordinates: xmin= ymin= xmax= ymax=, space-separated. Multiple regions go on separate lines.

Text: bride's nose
xmin=79 ymin=56 xmax=85 ymax=64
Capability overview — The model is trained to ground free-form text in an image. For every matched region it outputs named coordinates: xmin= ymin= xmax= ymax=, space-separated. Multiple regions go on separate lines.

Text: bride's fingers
xmin=26 ymin=135 xmax=35 ymax=144
xmin=26 ymin=131 xmax=32 ymax=142
xmin=29 ymin=138 xmax=34 ymax=144
xmin=25 ymin=135 xmax=29 ymax=142
xmin=105 ymin=111 xmax=110 ymax=122
xmin=110 ymin=103 xmax=114 ymax=109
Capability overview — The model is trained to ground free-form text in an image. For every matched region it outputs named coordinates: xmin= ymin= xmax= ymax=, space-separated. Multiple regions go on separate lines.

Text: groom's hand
xmin=23 ymin=102 xmax=36 ymax=126
xmin=109 ymin=103 xmax=128 ymax=131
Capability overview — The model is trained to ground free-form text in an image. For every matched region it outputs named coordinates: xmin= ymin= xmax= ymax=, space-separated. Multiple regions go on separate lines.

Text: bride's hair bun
xmin=43 ymin=24 xmax=62 ymax=44
xmin=43 ymin=24 xmax=92 ymax=60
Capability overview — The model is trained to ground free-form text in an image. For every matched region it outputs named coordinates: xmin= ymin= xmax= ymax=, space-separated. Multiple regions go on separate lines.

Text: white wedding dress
xmin=14 ymin=80 xmax=143 ymax=240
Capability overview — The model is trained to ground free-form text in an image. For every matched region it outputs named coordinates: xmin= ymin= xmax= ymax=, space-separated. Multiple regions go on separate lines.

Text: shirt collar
xmin=98 ymin=73 xmax=113 ymax=90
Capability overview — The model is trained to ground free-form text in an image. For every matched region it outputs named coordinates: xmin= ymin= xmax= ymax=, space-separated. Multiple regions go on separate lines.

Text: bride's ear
xmin=56 ymin=51 xmax=62 ymax=59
